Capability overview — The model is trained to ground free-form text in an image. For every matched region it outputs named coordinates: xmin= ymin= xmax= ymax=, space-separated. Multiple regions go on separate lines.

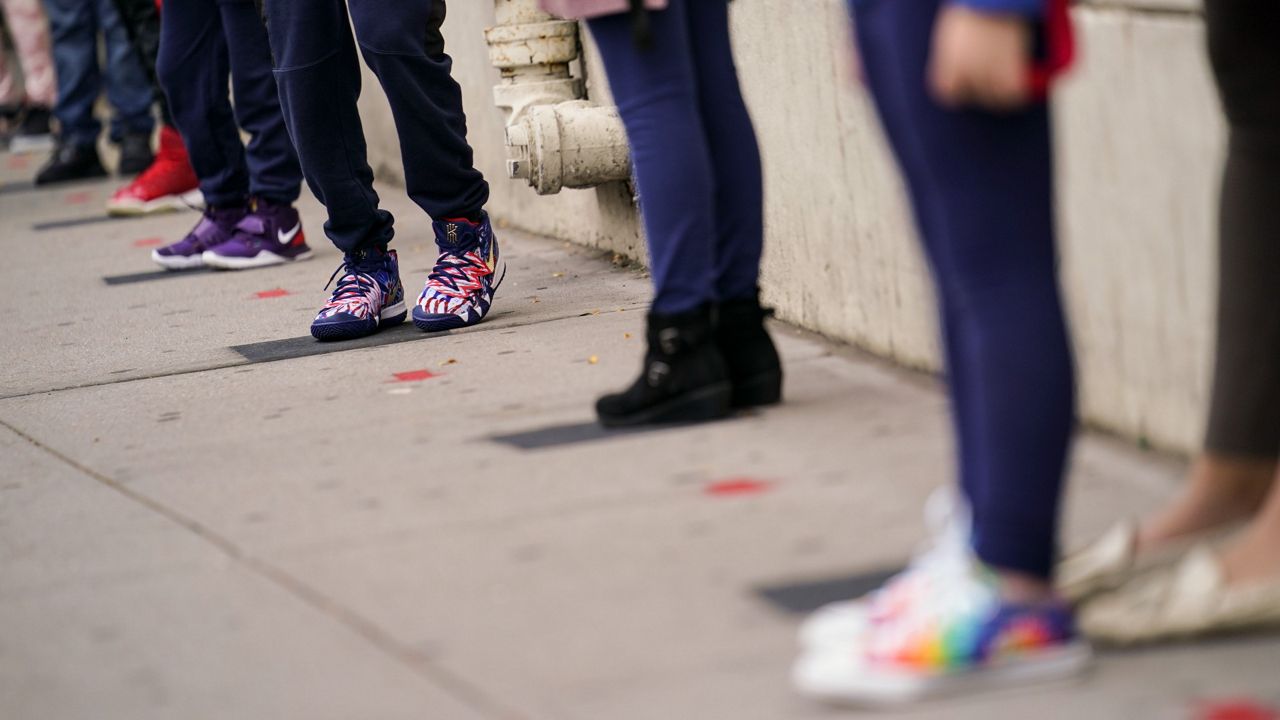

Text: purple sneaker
xmin=202 ymin=199 xmax=313 ymax=270
xmin=151 ymin=206 xmax=247 ymax=270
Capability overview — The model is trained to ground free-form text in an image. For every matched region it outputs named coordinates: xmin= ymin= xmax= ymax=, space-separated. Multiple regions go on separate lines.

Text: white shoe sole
xmin=201 ymin=248 xmax=314 ymax=271
xmin=151 ymin=250 xmax=206 ymax=270
xmin=793 ymin=642 xmax=1091 ymax=707
xmin=107 ymin=189 xmax=204 ymax=217
xmin=381 ymin=300 xmax=407 ymax=321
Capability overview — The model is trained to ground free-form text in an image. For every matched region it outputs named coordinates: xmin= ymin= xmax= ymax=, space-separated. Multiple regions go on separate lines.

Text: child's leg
xmin=263 ymin=0 xmax=391 ymax=253
xmin=157 ymin=0 xmax=248 ymax=207
xmin=218 ymin=0 xmax=301 ymax=205
xmin=42 ymin=0 xmax=103 ymax=146
xmin=346 ymin=0 xmax=488 ymax=221
xmin=682 ymin=0 xmax=763 ymax=304
xmin=96 ymin=0 xmax=154 ymax=142
xmin=858 ymin=0 xmax=1075 ymax=581
xmin=587 ymin=1 xmax=718 ymax=314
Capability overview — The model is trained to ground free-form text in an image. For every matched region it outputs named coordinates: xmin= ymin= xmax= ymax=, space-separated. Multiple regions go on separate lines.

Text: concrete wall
xmin=357 ymin=1 xmax=1221 ymax=454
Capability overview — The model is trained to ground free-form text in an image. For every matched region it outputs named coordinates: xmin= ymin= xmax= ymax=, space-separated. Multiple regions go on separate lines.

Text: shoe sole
xmin=202 ymin=249 xmax=314 ymax=271
xmin=8 ymin=135 xmax=55 ymax=153
xmin=598 ymin=382 xmax=733 ymax=428
xmin=151 ymin=250 xmax=206 ymax=271
xmin=311 ymin=301 xmax=407 ymax=342
xmin=793 ymin=642 xmax=1092 ymax=708
xmin=107 ymin=189 xmax=203 ymax=217
xmin=411 ymin=305 xmax=488 ymax=333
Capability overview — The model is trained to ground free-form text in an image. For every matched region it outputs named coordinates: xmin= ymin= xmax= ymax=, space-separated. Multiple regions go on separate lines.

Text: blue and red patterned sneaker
xmin=202 ymin=198 xmax=313 ymax=270
xmin=411 ymin=213 xmax=504 ymax=333
xmin=310 ymin=247 xmax=407 ymax=342
xmin=151 ymin=205 xmax=248 ymax=270
xmin=793 ymin=554 xmax=1091 ymax=707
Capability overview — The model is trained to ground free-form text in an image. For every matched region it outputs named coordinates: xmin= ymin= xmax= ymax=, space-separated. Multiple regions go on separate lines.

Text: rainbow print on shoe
xmin=793 ymin=555 xmax=1090 ymax=707
xmin=412 ymin=213 xmax=503 ymax=333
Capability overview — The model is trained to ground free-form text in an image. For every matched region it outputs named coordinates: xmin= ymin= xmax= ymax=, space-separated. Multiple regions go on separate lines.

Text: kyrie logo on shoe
xmin=278 ymin=222 xmax=302 ymax=246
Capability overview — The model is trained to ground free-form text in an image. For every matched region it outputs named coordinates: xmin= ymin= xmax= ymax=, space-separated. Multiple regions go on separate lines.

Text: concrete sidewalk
xmin=1 ymin=150 xmax=1277 ymax=720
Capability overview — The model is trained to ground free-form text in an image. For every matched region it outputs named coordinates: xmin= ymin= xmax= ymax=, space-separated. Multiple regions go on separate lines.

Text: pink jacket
xmin=538 ymin=0 xmax=667 ymax=20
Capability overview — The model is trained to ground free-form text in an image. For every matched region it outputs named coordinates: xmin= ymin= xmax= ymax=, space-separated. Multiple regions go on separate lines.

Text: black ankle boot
xmin=35 ymin=141 xmax=107 ymax=186
xmin=716 ymin=292 xmax=783 ymax=408
xmin=597 ymin=304 xmax=733 ymax=427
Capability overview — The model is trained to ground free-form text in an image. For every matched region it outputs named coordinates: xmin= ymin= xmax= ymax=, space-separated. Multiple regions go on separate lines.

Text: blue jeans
xmin=854 ymin=0 xmax=1076 ymax=580
xmin=587 ymin=0 xmax=764 ymax=314
xmin=43 ymin=0 xmax=155 ymax=146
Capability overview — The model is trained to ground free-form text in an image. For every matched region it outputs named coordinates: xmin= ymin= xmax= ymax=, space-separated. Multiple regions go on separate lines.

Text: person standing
xmin=541 ymin=0 xmax=784 ymax=427
xmin=36 ymin=0 xmax=155 ymax=184
xmin=147 ymin=0 xmax=312 ymax=270
xmin=793 ymin=0 xmax=1087 ymax=706
xmin=1060 ymin=0 xmax=1280 ymax=645
xmin=105 ymin=0 xmax=201 ymax=216
xmin=0 ymin=0 xmax=56 ymax=152
xmin=260 ymin=0 xmax=500 ymax=341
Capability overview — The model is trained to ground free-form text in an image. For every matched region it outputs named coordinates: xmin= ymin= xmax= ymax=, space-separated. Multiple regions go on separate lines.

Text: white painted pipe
xmin=487 ymin=0 xmax=632 ymax=195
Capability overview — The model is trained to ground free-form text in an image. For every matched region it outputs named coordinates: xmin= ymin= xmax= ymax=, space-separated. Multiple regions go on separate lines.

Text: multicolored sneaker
xmin=793 ymin=557 xmax=1090 ymax=707
xmin=310 ymin=248 xmax=407 ymax=341
xmin=800 ymin=488 xmax=972 ymax=650
xmin=411 ymin=213 xmax=503 ymax=333
xmin=151 ymin=205 xmax=248 ymax=270
xmin=106 ymin=125 xmax=202 ymax=216
xmin=202 ymin=199 xmax=313 ymax=270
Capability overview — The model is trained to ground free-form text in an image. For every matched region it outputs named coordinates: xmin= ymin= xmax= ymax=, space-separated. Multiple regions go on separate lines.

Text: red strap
xmin=1028 ymin=0 xmax=1075 ymax=98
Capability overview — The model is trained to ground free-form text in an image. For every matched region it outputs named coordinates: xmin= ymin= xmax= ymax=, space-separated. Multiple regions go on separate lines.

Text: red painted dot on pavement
xmin=389 ymin=369 xmax=437 ymax=383
xmin=6 ymin=154 xmax=30 ymax=170
xmin=132 ymin=237 xmax=164 ymax=248
xmin=704 ymin=478 xmax=773 ymax=497
xmin=1199 ymin=700 xmax=1280 ymax=720
xmin=65 ymin=191 xmax=91 ymax=204
xmin=253 ymin=288 xmax=291 ymax=299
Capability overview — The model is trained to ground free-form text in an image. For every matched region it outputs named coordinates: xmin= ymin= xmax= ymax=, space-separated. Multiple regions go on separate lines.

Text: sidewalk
xmin=1 ymin=150 xmax=1277 ymax=720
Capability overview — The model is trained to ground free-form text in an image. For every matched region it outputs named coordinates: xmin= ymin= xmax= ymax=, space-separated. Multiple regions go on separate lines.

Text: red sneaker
xmin=106 ymin=125 xmax=202 ymax=216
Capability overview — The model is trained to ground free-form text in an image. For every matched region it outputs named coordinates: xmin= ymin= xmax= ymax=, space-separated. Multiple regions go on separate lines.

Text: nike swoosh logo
xmin=278 ymin=222 xmax=301 ymax=245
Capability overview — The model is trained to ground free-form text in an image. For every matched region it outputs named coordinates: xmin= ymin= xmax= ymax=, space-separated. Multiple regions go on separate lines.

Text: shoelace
xmin=427 ymin=251 xmax=487 ymax=295
xmin=323 ymin=259 xmax=381 ymax=307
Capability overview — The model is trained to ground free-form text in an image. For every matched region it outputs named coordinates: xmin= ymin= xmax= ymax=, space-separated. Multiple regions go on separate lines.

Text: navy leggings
xmin=262 ymin=0 xmax=488 ymax=253
xmin=588 ymin=0 xmax=763 ymax=314
xmin=854 ymin=0 xmax=1076 ymax=579
xmin=157 ymin=0 xmax=301 ymax=206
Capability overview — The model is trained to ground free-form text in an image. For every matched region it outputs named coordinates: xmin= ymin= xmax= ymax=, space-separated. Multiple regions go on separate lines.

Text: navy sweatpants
xmin=262 ymin=0 xmax=488 ymax=253
xmin=156 ymin=0 xmax=301 ymax=206
xmin=588 ymin=0 xmax=764 ymax=314
xmin=854 ymin=0 xmax=1076 ymax=579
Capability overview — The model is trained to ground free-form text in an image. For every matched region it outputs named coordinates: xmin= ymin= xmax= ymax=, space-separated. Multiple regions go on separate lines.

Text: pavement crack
xmin=0 ymin=417 xmax=533 ymax=720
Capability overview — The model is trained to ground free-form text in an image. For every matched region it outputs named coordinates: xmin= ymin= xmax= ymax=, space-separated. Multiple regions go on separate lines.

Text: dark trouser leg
xmin=683 ymin=0 xmax=764 ymax=304
xmin=1203 ymin=0 xmax=1280 ymax=460
xmin=157 ymin=0 xmax=249 ymax=206
xmin=111 ymin=0 xmax=171 ymax=126
xmin=263 ymin=0 xmax=390 ymax=253
xmin=347 ymin=0 xmax=488 ymax=224
xmin=588 ymin=0 xmax=718 ymax=314
xmin=856 ymin=0 xmax=1075 ymax=580
xmin=218 ymin=0 xmax=301 ymax=205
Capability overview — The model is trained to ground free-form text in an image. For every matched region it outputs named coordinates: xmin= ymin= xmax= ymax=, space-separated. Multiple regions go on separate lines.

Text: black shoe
xmin=597 ymin=304 xmax=733 ymax=427
xmin=35 ymin=141 xmax=107 ymax=186
xmin=716 ymin=292 xmax=784 ymax=408
xmin=9 ymin=107 xmax=55 ymax=152
xmin=117 ymin=132 xmax=154 ymax=175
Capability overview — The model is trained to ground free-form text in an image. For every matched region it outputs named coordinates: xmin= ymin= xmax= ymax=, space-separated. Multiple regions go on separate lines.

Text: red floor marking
xmin=132 ymin=237 xmax=164 ymax=248
xmin=6 ymin=155 xmax=30 ymax=170
xmin=65 ymin=191 xmax=91 ymax=204
xmin=1199 ymin=700 xmax=1280 ymax=720
xmin=253 ymin=288 xmax=291 ymax=299
xmin=389 ymin=369 xmax=437 ymax=383
xmin=704 ymin=478 xmax=773 ymax=497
